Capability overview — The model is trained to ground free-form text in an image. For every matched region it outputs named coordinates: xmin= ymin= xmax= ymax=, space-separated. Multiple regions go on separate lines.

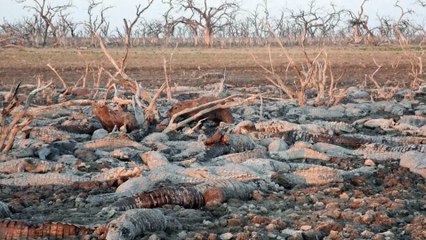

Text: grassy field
xmin=0 ymin=45 xmax=423 ymax=89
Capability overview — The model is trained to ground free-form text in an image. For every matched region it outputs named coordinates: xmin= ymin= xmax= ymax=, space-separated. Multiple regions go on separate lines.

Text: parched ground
xmin=0 ymin=46 xmax=421 ymax=90
xmin=0 ymin=46 xmax=425 ymax=240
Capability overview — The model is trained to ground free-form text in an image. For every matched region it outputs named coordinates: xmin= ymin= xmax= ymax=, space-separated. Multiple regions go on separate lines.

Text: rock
xmin=364 ymin=159 xmax=376 ymax=166
xmin=9 ymin=148 xmax=34 ymax=158
xmin=91 ymin=128 xmax=108 ymax=140
xmin=227 ymin=218 xmax=242 ymax=227
xmin=148 ymin=234 xmax=161 ymax=240
xmin=250 ymin=215 xmax=269 ymax=225
xmin=300 ymin=225 xmax=312 ymax=231
xmin=140 ymin=151 xmax=169 ymax=170
xmin=235 ymin=232 xmax=249 ymax=240
xmin=265 ymin=223 xmax=276 ymax=232
xmin=73 ymin=148 xmax=98 ymax=161
xmin=307 ymin=106 xmax=345 ymax=120
xmin=349 ymin=198 xmax=365 ymax=208
xmin=0 ymin=202 xmax=12 ymax=218
xmin=391 ymin=104 xmax=406 ymax=116
xmin=328 ymin=230 xmax=339 ymax=238
xmin=339 ymin=193 xmax=350 ymax=200
xmin=347 ymin=87 xmax=370 ymax=100
xmin=397 ymin=115 xmax=426 ymax=128
xmin=177 ymin=231 xmax=188 ymax=239
xmin=361 ymin=230 xmax=374 ymax=238
xmin=364 ymin=118 xmax=394 ymax=130
xmin=203 ymin=220 xmax=214 ymax=228
xmin=345 ymin=104 xmax=369 ymax=117
xmin=268 ymin=139 xmax=289 ymax=154
xmin=242 ymin=106 xmax=257 ymax=117
xmin=208 ymin=233 xmax=218 ymax=240
xmin=400 ymin=151 xmax=426 ymax=177
xmin=219 ymin=232 xmax=233 ymax=240
xmin=267 ymin=232 xmax=277 ymax=238
xmin=382 ymin=230 xmax=395 ymax=238
xmin=361 ymin=210 xmax=375 ymax=224
xmin=221 ymin=134 xmax=257 ymax=152
xmin=302 ymin=231 xmax=324 ymax=240
xmin=143 ymin=132 xmax=169 ymax=144
xmin=293 ymin=141 xmax=312 ymax=149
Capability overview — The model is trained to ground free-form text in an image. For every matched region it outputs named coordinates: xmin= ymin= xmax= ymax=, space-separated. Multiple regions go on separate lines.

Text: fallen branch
xmin=145 ymin=83 xmax=166 ymax=123
xmin=164 ymin=94 xmax=259 ymax=133
xmin=170 ymin=95 xmax=237 ymax=123
xmin=24 ymin=81 xmax=53 ymax=109
xmin=2 ymin=116 xmax=32 ymax=153
xmin=47 ymin=64 xmax=68 ymax=89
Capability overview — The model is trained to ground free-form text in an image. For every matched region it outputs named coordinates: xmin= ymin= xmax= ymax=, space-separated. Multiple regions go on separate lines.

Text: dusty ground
xmin=0 ymin=46 xmax=425 ymax=240
xmin=0 ymin=46 xmax=421 ymax=89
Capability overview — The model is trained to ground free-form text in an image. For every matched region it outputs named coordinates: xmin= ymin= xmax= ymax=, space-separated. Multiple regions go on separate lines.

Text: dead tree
xmin=169 ymin=0 xmax=240 ymax=47
xmin=15 ymin=0 xmax=72 ymax=47
xmin=23 ymin=15 xmax=44 ymax=47
xmin=162 ymin=0 xmax=178 ymax=46
xmin=377 ymin=15 xmax=393 ymax=43
xmin=247 ymin=3 xmax=266 ymax=41
xmin=347 ymin=0 xmax=375 ymax=44
xmin=318 ymin=4 xmax=344 ymax=40
xmin=393 ymin=1 xmax=425 ymax=88
xmin=392 ymin=1 xmax=425 ymax=44
xmin=272 ymin=10 xmax=288 ymax=38
xmin=58 ymin=10 xmax=78 ymax=39
xmin=56 ymin=9 xmax=79 ymax=47
xmin=287 ymin=0 xmax=324 ymax=46
xmin=123 ymin=0 xmax=154 ymax=48
xmin=85 ymin=0 xmax=112 ymax=47
xmin=393 ymin=1 xmax=413 ymax=45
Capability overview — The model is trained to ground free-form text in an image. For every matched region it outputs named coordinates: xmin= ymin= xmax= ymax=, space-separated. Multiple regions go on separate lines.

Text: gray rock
xmin=91 ymin=129 xmax=108 ymax=140
xmin=400 ymin=151 xmax=426 ymax=178
xmin=219 ymin=232 xmax=233 ymax=240
xmin=268 ymin=139 xmax=289 ymax=154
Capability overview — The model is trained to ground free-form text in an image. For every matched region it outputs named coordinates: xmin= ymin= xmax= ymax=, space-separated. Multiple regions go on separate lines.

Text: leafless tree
xmin=272 ymin=10 xmax=288 ymax=37
xmin=0 ymin=21 xmax=24 ymax=45
xmin=56 ymin=9 xmax=80 ymax=47
xmin=417 ymin=0 xmax=426 ymax=7
xmin=347 ymin=0 xmax=375 ymax=44
xmin=287 ymin=0 xmax=330 ymax=46
xmin=393 ymin=1 xmax=425 ymax=44
xmin=15 ymin=0 xmax=72 ymax=47
xmin=248 ymin=4 xmax=265 ymax=39
xmin=169 ymin=0 xmax=240 ymax=47
xmin=317 ymin=4 xmax=345 ymax=38
xmin=22 ymin=15 xmax=43 ymax=46
xmin=123 ymin=0 xmax=154 ymax=47
xmin=162 ymin=0 xmax=178 ymax=46
xmin=393 ymin=1 xmax=414 ymax=45
xmin=58 ymin=10 xmax=78 ymax=38
xmin=85 ymin=0 xmax=112 ymax=46
xmin=376 ymin=14 xmax=393 ymax=43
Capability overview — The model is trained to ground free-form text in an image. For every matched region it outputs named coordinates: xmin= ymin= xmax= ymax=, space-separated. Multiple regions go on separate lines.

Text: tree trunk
xmin=204 ymin=27 xmax=214 ymax=47
xmin=42 ymin=25 xmax=49 ymax=47
xmin=353 ymin=25 xmax=362 ymax=44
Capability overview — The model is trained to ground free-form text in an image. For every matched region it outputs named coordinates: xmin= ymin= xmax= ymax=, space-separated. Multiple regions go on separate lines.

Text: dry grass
xmin=0 ymin=46 xmax=424 ymax=89
xmin=0 ymin=46 xmax=419 ymax=68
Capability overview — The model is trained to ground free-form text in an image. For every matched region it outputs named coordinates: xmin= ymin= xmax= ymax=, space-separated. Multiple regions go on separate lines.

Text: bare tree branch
xmin=15 ymin=0 xmax=73 ymax=47
xmin=171 ymin=0 xmax=240 ymax=47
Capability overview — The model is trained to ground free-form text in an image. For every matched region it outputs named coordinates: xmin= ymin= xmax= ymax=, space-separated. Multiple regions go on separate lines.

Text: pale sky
xmin=1 ymin=0 xmax=424 ymax=28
